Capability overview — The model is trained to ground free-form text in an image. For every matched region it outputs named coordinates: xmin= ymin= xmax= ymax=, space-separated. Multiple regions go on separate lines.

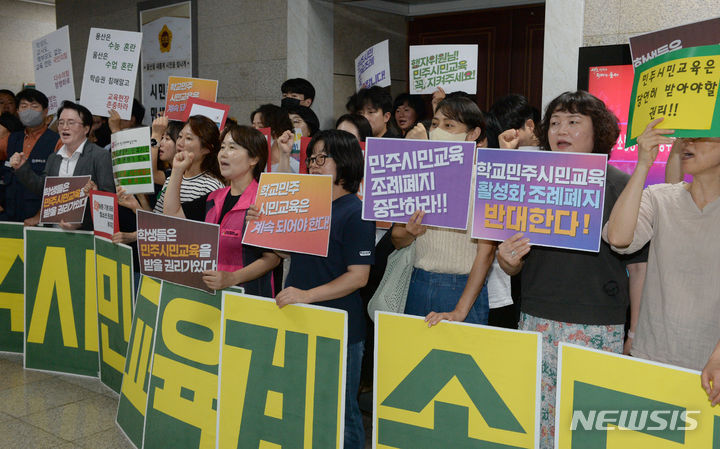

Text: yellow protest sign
xmin=374 ymin=312 xmax=541 ymax=449
xmin=556 ymin=343 xmax=720 ymax=449
xmin=218 ymin=292 xmax=347 ymax=449
xmin=627 ymin=44 xmax=720 ymax=146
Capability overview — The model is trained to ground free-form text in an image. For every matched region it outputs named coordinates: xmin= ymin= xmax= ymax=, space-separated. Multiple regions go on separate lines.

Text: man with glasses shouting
xmin=10 ymin=100 xmax=115 ymax=230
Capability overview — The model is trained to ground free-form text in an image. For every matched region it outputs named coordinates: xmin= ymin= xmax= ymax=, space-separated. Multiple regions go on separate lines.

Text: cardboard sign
xmin=164 ymin=76 xmax=218 ymax=121
xmin=116 ymin=276 xmax=162 ymax=448
xmin=136 ymin=210 xmax=219 ymax=292
xmin=629 ymin=17 xmax=720 ymax=68
xmin=0 ymin=222 xmax=24 ymax=353
xmin=94 ymin=236 xmax=134 ymax=394
xmin=472 ymin=149 xmax=608 ymax=252
xmin=242 ymin=173 xmax=333 ymax=257
xmin=409 ymin=44 xmax=478 ymax=94
xmin=32 ymin=26 xmax=75 ymax=114
xmin=142 ymin=282 xmax=223 ymax=449
xmin=356 ymin=39 xmax=391 ymax=91
xmin=40 ymin=175 xmax=91 ymax=224
xmin=90 ymin=190 xmax=119 ymax=239
xmin=141 ymin=13 xmax=192 ymax=122
xmin=24 ymin=228 xmax=98 ymax=376
xmin=182 ymin=98 xmax=229 ymax=129
xmin=362 ymin=138 xmax=475 ymax=229
xmin=80 ymin=27 xmax=142 ymax=120
xmin=111 ymin=126 xmax=154 ymax=194
xmin=374 ymin=312 xmax=541 ymax=448
xmin=555 ymin=343 xmax=720 ymax=449
xmin=626 ymin=45 xmax=720 ymax=147
xmin=218 ymin=292 xmax=347 ymax=449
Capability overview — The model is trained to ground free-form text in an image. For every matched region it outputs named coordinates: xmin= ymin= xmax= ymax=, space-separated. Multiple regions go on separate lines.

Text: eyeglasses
xmin=305 ymin=153 xmax=331 ymax=167
xmin=57 ymin=120 xmax=81 ymax=128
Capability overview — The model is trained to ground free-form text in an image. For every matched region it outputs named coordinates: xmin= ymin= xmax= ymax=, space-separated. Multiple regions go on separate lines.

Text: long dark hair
xmin=186 ymin=115 xmax=222 ymax=181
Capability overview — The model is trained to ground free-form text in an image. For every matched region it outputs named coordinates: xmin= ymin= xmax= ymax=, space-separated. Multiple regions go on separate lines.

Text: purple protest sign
xmin=471 ymin=148 xmax=608 ymax=252
xmin=362 ymin=137 xmax=474 ymax=230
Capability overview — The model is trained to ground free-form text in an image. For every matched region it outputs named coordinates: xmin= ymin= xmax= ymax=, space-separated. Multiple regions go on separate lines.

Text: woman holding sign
xmin=606 ymin=120 xmax=720 ymax=372
xmin=391 ymin=96 xmax=496 ymax=326
xmin=163 ymin=123 xmax=279 ymax=296
xmin=496 ymin=91 xmax=648 ymax=449
xmin=272 ymin=129 xmax=375 ymax=449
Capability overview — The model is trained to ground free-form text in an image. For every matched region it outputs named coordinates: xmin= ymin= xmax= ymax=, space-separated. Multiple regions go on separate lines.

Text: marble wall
xmin=0 ymin=0 xmax=57 ymax=92
xmin=332 ymin=4 xmax=408 ymax=120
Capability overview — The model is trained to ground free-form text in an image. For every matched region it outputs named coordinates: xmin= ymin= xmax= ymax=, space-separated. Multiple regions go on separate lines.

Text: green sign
xmin=0 ymin=222 xmax=24 ymax=353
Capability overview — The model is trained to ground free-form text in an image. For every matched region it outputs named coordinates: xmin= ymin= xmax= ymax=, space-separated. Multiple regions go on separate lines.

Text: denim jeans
xmin=404 ymin=267 xmax=489 ymax=324
xmin=344 ymin=340 xmax=365 ymax=449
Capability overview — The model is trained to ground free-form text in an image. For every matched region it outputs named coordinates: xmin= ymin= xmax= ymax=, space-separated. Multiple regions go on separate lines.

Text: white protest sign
xmin=409 ymin=44 xmax=478 ymax=95
xmin=80 ymin=28 xmax=142 ymax=120
xmin=141 ymin=14 xmax=192 ymax=123
xmin=355 ymin=39 xmax=391 ymax=91
xmin=33 ymin=26 xmax=75 ymax=114
xmin=110 ymin=127 xmax=154 ymax=195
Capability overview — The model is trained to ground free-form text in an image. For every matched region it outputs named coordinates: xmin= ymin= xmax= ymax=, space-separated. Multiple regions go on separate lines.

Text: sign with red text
xmin=472 ymin=149 xmax=608 ymax=252
xmin=33 ymin=26 xmax=75 ymax=114
xmin=40 ymin=175 xmax=90 ymax=224
xmin=90 ymin=190 xmax=119 ymax=239
xmin=136 ymin=210 xmax=219 ymax=292
xmin=182 ymin=98 xmax=229 ymax=129
xmin=626 ymin=45 xmax=720 ymax=147
xmin=80 ymin=28 xmax=142 ymax=120
xmin=410 ymin=44 xmax=478 ymax=94
xmin=243 ymin=173 xmax=332 ymax=257
xmin=164 ymin=76 xmax=218 ymax=121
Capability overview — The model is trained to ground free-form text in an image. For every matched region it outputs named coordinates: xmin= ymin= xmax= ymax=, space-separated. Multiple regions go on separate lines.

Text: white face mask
xmin=429 ymin=127 xmax=468 ymax=142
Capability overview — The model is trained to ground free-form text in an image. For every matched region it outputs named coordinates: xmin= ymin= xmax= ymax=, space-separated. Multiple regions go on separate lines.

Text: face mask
xmin=19 ymin=109 xmax=45 ymax=128
xmin=281 ymin=97 xmax=301 ymax=109
xmin=429 ymin=127 xmax=468 ymax=142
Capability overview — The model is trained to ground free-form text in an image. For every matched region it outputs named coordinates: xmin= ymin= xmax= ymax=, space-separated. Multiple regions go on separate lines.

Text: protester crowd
xmin=1 ymin=76 xmax=719 ymax=449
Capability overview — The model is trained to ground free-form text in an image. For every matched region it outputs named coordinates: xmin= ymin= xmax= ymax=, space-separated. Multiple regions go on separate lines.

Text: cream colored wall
xmin=583 ymin=0 xmax=720 ymax=46
xmin=0 ymin=0 xmax=56 ymax=92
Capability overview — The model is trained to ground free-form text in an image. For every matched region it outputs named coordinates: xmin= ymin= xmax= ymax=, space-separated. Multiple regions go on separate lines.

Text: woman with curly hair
xmin=496 ymin=91 xmax=648 ymax=449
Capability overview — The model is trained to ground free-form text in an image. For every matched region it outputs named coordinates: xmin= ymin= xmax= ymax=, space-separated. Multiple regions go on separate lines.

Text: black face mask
xmin=281 ymin=97 xmax=301 ymax=109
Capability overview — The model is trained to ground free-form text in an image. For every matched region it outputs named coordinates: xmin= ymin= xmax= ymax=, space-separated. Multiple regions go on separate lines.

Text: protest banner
xmin=117 ymin=275 xmax=162 ymax=448
xmin=136 ymin=209 xmax=219 ymax=292
xmin=472 ymin=148 xmax=608 ymax=252
xmin=24 ymin=228 xmax=98 ymax=376
xmin=356 ymin=39 xmax=391 ymax=91
xmin=140 ymin=4 xmax=192 ymax=122
xmin=362 ymin=137 xmax=475 ymax=229
xmin=165 ymin=76 xmax=218 ymax=121
xmin=218 ymin=292 xmax=347 ymax=449
xmin=629 ymin=17 xmax=720 ymax=68
xmin=111 ymin=126 xmax=155 ymax=195
xmin=142 ymin=282 xmax=222 ymax=449
xmin=374 ymin=312 xmax=541 ymax=448
xmin=182 ymin=98 xmax=229 ymax=129
xmin=95 ymin=236 xmax=134 ymax=394
xmin=80 ymin=27 xmax=142 ymax=120
xmin=0 ymin=222 xmax=24 ymax=353
xmin=40 ymin=175 xmax=91 ymax=224
xmin=555 ymin=343 xmax=720 ymax=449
xmin=242 ymin=173 xmax=333 ymax=257
xmin=90 ymin=190 xmax=119 ymax=239
xmin=626 ymin=45 xmax=720 ymax=147
xmin=409 ymin=44 xmax=478 ymax=94
xmin=32 ymin=26 xmax=75 ymax=114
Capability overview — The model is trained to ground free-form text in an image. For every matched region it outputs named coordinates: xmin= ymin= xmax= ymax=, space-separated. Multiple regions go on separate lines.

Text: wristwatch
xmin=151 ymin=138 xmax=158 ymax=147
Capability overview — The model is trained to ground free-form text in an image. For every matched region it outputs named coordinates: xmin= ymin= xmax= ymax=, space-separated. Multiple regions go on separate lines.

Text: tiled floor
xmin=0 ymin=352 xmax=374 ymax=449
xmin=0 ymin=353 xmax=134 ymax=449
